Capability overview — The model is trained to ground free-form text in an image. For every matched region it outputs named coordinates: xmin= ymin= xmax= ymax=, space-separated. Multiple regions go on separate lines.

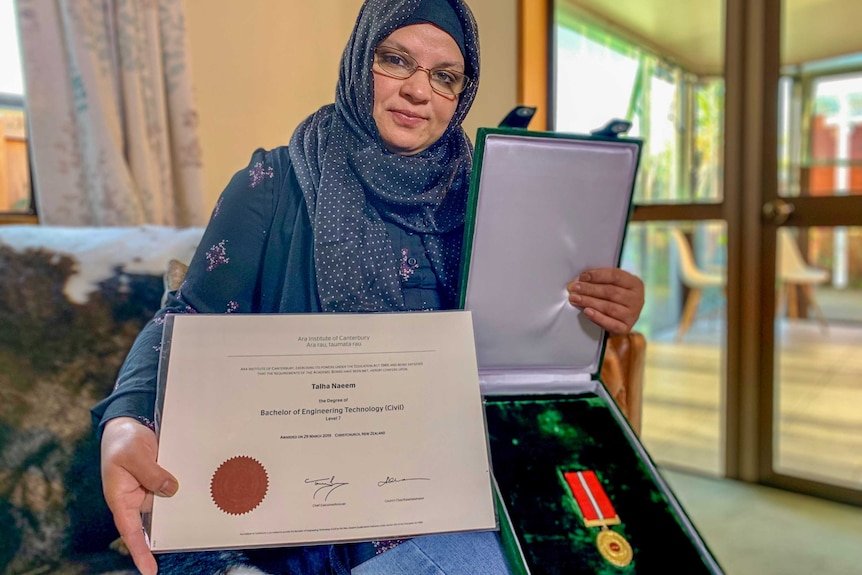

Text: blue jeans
xmin=158 ymin=531 xmax=512 ymax=575
xmin=351 ymin=532 xmax=512 ymax=575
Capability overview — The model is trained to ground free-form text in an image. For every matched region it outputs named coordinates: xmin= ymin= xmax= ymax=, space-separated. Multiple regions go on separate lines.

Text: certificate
xmin=146 ymin=311 xmax=497 ymax=552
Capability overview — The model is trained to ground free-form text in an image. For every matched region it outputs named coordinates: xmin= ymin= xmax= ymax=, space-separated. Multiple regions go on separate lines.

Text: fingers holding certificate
xmin=147 ymin=311 xmax=497 ymax=553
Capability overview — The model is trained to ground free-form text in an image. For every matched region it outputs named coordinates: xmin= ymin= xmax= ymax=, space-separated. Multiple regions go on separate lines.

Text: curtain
xmin=15 ymin=0 xmax=205 ymax=226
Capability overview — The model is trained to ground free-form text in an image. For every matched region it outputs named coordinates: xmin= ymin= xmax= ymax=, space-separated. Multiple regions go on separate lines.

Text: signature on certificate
xmin=377 ymin=476 xmax=431 ymax=487
xmin=305 ymin=476 xmax=349 ymax=501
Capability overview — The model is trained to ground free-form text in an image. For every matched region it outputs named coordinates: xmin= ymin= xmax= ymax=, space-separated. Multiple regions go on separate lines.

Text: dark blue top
xmin=91 ymin=147 xmax=454 ymax=570
xmin=92 ymin=147 xmax=450 ymax=429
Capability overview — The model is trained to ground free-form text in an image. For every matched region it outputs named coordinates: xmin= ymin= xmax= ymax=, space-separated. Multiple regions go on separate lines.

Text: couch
xmin=0 ymin=224 xmax=644 ymax=574
xmin=0 ymin=225 xmax=202 ymax=575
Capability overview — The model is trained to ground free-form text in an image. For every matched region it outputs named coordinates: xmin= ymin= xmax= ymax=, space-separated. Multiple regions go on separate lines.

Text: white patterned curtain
xmin=15 ymin=0 xmax=205 ymax=226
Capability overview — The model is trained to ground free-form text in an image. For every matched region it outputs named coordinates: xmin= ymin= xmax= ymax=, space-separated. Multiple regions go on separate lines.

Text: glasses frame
xmin=373 ymin=46 xmax=471 ymax=96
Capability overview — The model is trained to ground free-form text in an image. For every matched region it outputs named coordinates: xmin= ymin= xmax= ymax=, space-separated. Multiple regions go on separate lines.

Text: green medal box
xmin=460 ymin=127 xmax=724 ymax=574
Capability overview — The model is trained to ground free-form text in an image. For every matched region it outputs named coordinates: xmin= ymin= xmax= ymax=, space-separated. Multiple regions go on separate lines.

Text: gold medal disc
xmin=596 ymin=529 xmax=633 ymax=568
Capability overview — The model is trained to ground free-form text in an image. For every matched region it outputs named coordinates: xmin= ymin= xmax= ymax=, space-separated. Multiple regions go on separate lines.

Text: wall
xmin=185 ymin=0 xmax=518 ymax=208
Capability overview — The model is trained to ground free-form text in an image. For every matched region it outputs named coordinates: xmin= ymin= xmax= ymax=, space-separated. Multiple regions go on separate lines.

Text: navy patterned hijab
xmin=289 ymin=0 xmax=480 ymax=312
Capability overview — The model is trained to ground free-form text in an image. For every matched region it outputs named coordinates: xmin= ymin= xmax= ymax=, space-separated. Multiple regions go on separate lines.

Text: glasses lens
xmin=374 ymin=48 xmax=470 ymax=96
xmin=428 ymin=69 xmax=467 ymax=96
xmin=375 ymin=48 xmax=415 ymax=79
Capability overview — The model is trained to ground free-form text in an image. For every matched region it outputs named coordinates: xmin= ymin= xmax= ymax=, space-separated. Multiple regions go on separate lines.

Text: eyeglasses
xmin=373 ymin=46 xmax=470 ymax=96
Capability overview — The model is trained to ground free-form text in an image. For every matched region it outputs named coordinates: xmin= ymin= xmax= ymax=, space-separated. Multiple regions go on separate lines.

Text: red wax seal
xmin=210 ymin=455 xmax=269 ymax=515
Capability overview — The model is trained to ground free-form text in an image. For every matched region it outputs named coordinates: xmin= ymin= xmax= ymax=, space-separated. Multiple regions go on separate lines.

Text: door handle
xmin=762 ymin=199 xmax=795 ymax=225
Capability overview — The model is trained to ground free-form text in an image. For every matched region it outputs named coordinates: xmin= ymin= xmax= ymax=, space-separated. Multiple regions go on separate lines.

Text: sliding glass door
xmin=768 ymin=7 xmax=862 ymax=499
xmin=550 ymin=0 xmax=862 ymax=505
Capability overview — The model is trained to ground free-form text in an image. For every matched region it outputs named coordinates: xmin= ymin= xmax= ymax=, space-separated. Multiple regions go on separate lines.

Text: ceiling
xmin=563 ymin=0 xmax=862 ymax=76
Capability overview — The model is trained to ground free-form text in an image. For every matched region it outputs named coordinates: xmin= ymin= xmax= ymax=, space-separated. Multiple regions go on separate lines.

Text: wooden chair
xmin=670 ymin=228 xmax=725 ymax=341
xmin=777 ymin=228 xmax=829 ymax=329
xmin=601 ymin=332 xmax=647 ymax=435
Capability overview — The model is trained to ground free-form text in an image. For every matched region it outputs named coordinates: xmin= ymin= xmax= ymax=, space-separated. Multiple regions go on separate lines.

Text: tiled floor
xmin=661 ymin=468 xmax=862 ymax=575
xmin=639 ymin=317 xmax=862 ymax=489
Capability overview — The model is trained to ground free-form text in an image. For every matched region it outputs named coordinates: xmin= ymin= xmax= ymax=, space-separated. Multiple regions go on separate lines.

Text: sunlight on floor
xmin=640 ymin=318 xmax=862 ymax=489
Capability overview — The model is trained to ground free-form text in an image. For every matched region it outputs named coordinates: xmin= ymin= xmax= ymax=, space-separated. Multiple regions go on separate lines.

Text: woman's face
xmin=372 ymin=23 xmax=463 ymax=156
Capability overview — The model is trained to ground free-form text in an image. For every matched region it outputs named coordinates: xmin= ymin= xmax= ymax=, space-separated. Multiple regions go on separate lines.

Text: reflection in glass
xmin=625 ymin=222 xmax=726 ymax=475
xmin=774 ymin=226 xmax=862 ymax=489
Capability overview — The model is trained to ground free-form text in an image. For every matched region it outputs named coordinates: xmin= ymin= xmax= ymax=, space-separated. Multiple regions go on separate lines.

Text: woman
xmin=93 ymin=0 xmax=644 ymax=573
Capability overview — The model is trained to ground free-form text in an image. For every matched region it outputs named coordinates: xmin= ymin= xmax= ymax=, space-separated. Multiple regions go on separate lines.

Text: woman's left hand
xmin=567 ymin=268 xmax=644 ymax=335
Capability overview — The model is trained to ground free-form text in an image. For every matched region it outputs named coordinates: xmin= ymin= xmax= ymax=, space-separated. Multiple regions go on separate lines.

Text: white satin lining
xmin=479 ymin=371 xmax=596 ymax=396
xmin=465 ymin=133 xmax=638 ymax=376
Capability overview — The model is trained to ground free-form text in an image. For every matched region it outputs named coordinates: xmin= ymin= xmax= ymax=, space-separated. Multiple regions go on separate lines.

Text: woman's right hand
xmin=101 ymin=417 xmax=179 ymax=575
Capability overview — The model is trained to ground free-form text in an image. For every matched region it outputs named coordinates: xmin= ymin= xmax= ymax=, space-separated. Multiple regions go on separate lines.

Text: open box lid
xmin=460 ymin=127 xmax=641 ymax=393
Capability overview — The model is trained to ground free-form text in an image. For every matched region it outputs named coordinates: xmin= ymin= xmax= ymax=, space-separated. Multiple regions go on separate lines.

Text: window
xmin=779 ymin=68 xmax=862 ymax=199
xmin=554 ymin=9 xmax=724 ymax=205
xmin=0 ymin=0 xmax=33 ymax=217
xmin=779 ymin=62 xmax=862 ymax=293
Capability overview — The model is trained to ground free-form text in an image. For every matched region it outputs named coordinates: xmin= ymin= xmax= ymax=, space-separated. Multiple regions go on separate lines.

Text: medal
xmin=562 ymin=469 xmax=633 ymax=568
xmin=596 ymin=528 xmax=634 ymax=567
